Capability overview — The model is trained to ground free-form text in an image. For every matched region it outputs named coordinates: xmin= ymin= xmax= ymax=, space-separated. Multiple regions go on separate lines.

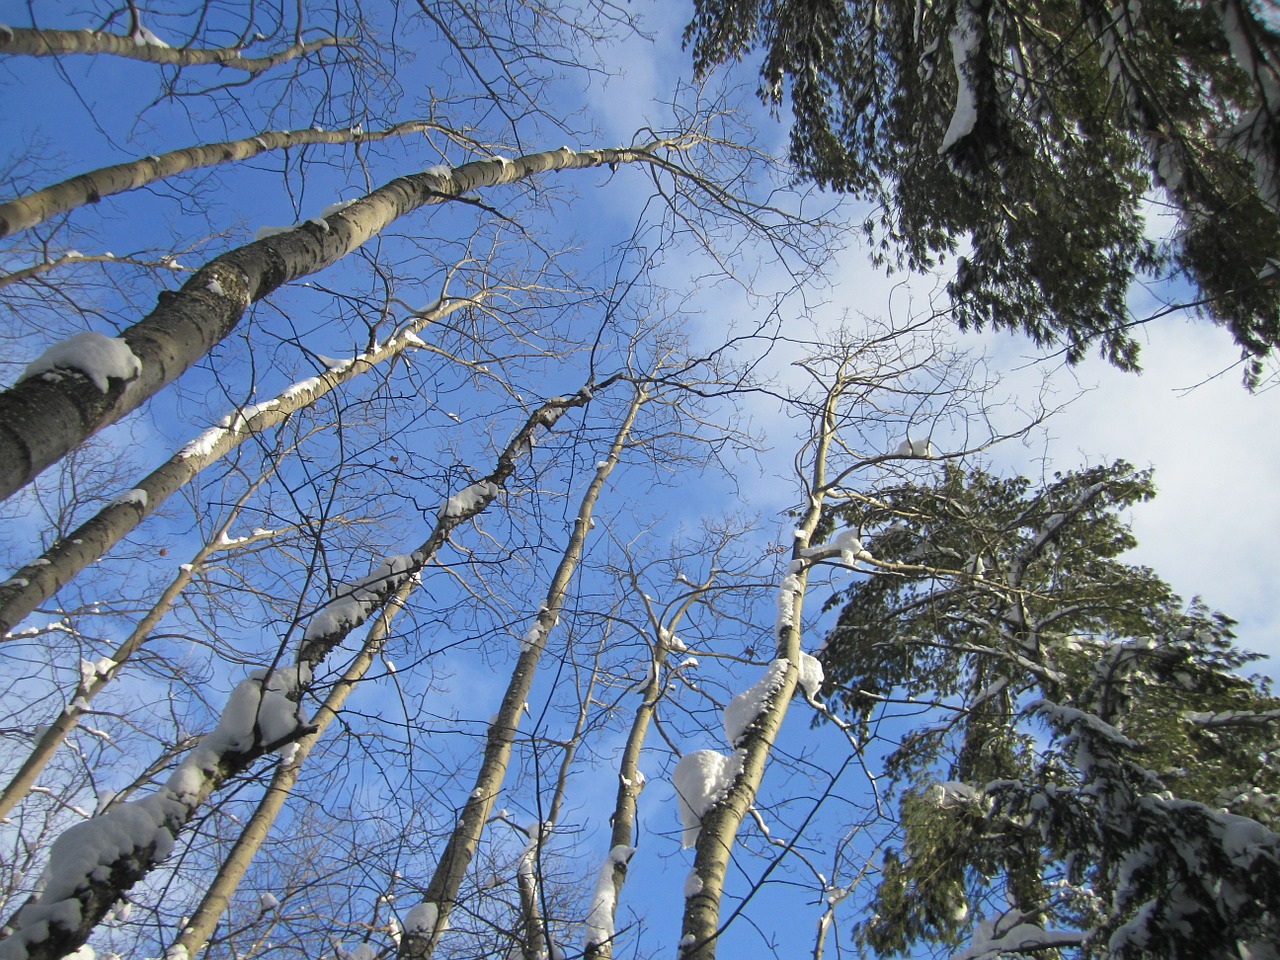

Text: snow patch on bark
xmin=673 ymin=750 xmax=744 ymax=848
xmin=584 ymin=845 xmax=633 ymax=947
xmin=723 ymin=659 xmax=790 ymax=746
xmin=796 ymin=651 xmax=824 ymax=702
xmin=18 ymin=332 xmax=141 ymax=392
xmin=403 ymin=901 xmax=439 ymax=933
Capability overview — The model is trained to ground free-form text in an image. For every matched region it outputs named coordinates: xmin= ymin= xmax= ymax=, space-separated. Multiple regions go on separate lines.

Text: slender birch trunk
xmin=0 ymin=141 xmax=670 ymax=504
xmin=0 ymin=26 xmax=349 ymax=73
xmin=584 ymin=578 xmax=714 ymax=960
xmin=397 ymin=385 xmax=648 ymax=960
xmin=516 ymin=845 xmax=549 ymax=960
xmin=0 ymin=293 xmax=478 ymax=638
xmin=0 ymin=386 xmax=606 ymax=960
xmin=0 ymin=463 xmax=283 ymax=820
xmin=170 ymin=580 xmax=412 ymax=960
xmin=677 ymin=371 xmax=847 ymax=960
xmin=0 ymin=121 xmax=441 ymax=239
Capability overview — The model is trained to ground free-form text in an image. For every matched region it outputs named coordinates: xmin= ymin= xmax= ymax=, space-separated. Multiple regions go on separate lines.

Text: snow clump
xmin=893 ymin=437 xmax=934 ymax=457
xmin=684 ymin=871 xmax=704 ymax=898
xmin=440 ymin=481 xmax=499 ymax=519
xmin=304 ymin=554 xmax=417 ymax=643
xmin=939 ymin=1 xmax=980 ymax=154
xmin=403 ymin=901 xmax=438 ymax=934
xmin=672 ymin=750 xmax=744 ymax=848
xmin=18 ymin=332 xmax=142 ymax=392
xmin=723 ymin=659 xmax=790 ymax=746
xmin=796 ymin=651 xmax=824 ymax=702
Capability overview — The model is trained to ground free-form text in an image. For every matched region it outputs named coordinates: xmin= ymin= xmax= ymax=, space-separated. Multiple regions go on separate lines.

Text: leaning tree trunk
xmin=169 ymin=583 xmax=412 ymax=960
xmin=0 ymin=26 xmax=349 ymax=73
xmin=397 ymin=385 xmax=648 ymax=960
xmin=0 ymin=120 xmax=442 ymax=239
xmin=0 ymin=141 xmax=673 ymax=504
xmin=0 ymin=387 xmax=605 ymax=960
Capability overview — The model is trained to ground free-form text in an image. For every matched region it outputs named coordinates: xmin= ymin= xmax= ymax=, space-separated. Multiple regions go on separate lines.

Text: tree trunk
xmin=0 ymin=142 xmax=668 ymax=504
xmin=0 ymin=26 xmax=349 ymax=73
xmin=678 ymin=371 xmax=845 ymax=960
xmin=0 ymin=121 xmax=441 ymax=239
xmin=397 ymin=385 xmax=647 ymax=960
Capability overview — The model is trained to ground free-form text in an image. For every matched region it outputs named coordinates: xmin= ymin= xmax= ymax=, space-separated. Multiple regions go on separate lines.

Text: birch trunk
xmin=0 ymin=294 xmax=476 ymax=638
xmin=397 ymin=385 xmax=648 ymax=960
xmin=584 ymin=577 xmax=713 ymax=960
xmin=0 ymin=26 xmax=348 ymax=73
xmin=0 ymin=141 xmax=670 ymax=504
xmin=0 ymin=121 xmax=440 ymax=239
xmin=677 ymin=374 xmax=845 ymax=960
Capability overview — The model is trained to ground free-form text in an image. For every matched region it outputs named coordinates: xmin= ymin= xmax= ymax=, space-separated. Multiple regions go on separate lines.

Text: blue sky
xmin=1 ymin=3 xmax=1278 ymax=960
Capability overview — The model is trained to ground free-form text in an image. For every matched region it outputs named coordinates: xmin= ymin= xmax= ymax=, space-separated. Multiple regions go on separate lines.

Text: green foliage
xmin=816 ymin=461 xmax=1280 ymax=956
xmin=686 ymin=0 xmax=1280 ymax=381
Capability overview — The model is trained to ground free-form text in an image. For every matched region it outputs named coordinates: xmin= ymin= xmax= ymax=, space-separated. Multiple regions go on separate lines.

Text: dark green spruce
xmin=687 ymin=0 xmax=1280 ymax=382
xmin=817 ymin=461 xmax=1280 ymax=957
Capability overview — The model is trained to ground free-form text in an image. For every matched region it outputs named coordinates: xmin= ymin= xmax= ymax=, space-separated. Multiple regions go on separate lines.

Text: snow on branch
xmin=951 ymin=912 xmax=1086 ymax=960
xmin=939 ymin=0 xmax=982 ymax=155
xmin=303 ymin=554 xmax=418 ymax=645
xmin=798 ymin=528 xmax=873 ymax=566
xmin=1028 ymin=699 xmax=1139 ymax=752
xmin=0 ymin=666 xmax=309 ymax=960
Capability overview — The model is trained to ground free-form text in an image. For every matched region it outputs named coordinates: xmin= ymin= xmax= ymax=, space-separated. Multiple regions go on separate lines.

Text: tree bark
xmin=0 ymin=121 xmax=441 ymax=239
xmin=0 ymin=26 xmax=349 ymax=74
xmin=0 ymin=142 xmax=669 ymax=504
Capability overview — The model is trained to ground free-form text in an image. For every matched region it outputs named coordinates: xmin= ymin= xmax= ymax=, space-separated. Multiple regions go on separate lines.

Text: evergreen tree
xmin=819 ymin=461 xmax=1280 ymax=957
xmin=685 ymin=0 xmax=1280 ymax=382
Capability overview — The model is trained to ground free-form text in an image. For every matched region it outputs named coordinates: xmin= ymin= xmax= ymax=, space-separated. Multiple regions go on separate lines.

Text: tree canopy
xmin=820 ymin=461 xmax=1280 ymax=957
xmin=686 ymin=0 xmax=1280 ymax=381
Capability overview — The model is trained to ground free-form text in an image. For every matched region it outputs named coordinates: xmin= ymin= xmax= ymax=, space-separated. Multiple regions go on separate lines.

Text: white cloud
xmin=1007 ymin=322 xmax=1280 ymax=671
